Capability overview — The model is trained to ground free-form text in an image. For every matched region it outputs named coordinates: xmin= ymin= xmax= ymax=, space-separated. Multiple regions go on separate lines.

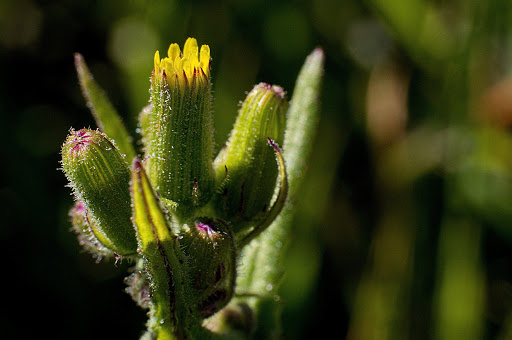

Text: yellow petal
xmin=183 ymin=37 xmax=198 ymax=61
xmin=174 ymin=56 xmax=183 ymax=73
xmin=154 ymin=38 xmax=210 ymax=89
xmin=182 ymin=58 xmax=193 ymax=80
xmin=200 ymin=45 xmax=210 ymax=76
xmin=154 ymin=50 xmax=161 ymax=74
xmin=162 ymin=58 xmax=175 ymax=78
xmin=167 ymin=43 xmax=181 ymax=62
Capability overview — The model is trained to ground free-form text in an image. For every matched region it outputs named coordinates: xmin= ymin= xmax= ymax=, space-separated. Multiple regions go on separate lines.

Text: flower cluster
xmin=62 ymin=38 xmax=289 ymax=339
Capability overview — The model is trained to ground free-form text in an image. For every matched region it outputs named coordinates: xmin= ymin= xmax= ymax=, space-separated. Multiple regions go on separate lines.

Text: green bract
xmin=62 ymin=37 xmax=324 ymax=339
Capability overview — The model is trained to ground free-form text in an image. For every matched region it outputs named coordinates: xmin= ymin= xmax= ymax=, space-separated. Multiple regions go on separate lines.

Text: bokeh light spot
xmin=0 ymin=0 xmax=42 ymax=49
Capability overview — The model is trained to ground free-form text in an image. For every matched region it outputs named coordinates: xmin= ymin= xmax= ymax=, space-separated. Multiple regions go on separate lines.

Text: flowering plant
xmin=61 ymin=38 xmax=323 ymax=339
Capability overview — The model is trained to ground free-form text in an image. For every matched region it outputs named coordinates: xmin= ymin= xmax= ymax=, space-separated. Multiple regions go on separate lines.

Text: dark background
xmin=3 ymin=0 xmax=512 ymax=339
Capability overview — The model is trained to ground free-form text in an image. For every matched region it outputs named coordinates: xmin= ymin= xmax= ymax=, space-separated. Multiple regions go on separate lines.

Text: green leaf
xmin=131 ymin=158 xmax=189 ymax=339
xmin=74 ymin=53 xmax=137 ymax=162
xmin=234 ymin=47 xmax=325 ymax=338
xmin=131 ymin=157 xmax=178 ymax=247
xmin=282 ymin=48 xmax=325 ymax=189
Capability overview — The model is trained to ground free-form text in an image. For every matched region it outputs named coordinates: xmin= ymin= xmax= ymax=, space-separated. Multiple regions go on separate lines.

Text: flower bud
xmin=125 ymin=260 xmax=151 ymax=310
xmin=212 ymin=83 xmax=287 ymax=232
xmin=179 ymin=218 xmax=236 ymax=318
xmin=141 ymin=37 xmax=214 ymax=216
xmin=69 ymin=200 xmax=114 ymax=260
xmin=61 ymin=128 xmax=137 ymax=255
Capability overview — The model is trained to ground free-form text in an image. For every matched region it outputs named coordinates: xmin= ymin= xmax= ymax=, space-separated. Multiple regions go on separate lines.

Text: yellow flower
xmin=146 ymin=37 xmax=215 ymax=213
xmin=153 ymin=37 xmax=211 ymax=89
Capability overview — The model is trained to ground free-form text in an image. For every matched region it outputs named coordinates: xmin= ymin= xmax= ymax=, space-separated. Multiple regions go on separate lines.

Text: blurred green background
xmin=3 ymin=0 xmax=512 ymax=339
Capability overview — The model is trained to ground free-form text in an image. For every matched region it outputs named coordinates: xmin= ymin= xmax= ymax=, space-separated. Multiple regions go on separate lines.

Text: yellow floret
xmin=153 ymin=37 xmax=210 ymax=88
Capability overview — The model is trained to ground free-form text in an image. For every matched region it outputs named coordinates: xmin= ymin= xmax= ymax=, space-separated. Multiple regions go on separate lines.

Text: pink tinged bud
xmin=179 ymin=218 xmax=236 ymax=318
xmin=125 ymin=267 xmax=151 ymax=310
xmin=69 ymin=200 xmax=114 ymax=260
xmin=61 ymin=128 xmax=137 ymax=256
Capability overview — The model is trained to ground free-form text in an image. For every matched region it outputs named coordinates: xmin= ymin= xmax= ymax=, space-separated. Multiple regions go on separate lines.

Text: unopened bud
xmin=179 ymin=218 xmax=236 ymax=318
xmin=61 ymin=128 xmax=137 ymax=255
xmin=212 ymin=83 xmax=287 ymax=233
xmin=125 ymin=260 xmax=151 ymax=310
xmin=141 ymin=38 xmax=214 ymax=216
xmin=69 ymin=200 xmax=114 ymax=260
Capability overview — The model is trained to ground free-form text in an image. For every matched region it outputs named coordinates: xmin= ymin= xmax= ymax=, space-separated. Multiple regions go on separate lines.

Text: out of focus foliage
xmin=3 ymin=0 xmax=512 ymax=339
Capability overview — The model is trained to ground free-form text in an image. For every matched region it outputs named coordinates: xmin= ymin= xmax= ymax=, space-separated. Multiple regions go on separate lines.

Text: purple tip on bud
xmin=254 ymin=83 xmax=285 ymax=99
xmin=68 ymin=129 xmax=93 ymax=153
xmin=61 ymin=128 xmax=137 ymax=255
xmin=271 ymin=85 xmax=285 ymax=99
xmin=73 ymin=200 xmax=87 ymax=214
xmin=196 ymin=222 xmax=215 ymax=239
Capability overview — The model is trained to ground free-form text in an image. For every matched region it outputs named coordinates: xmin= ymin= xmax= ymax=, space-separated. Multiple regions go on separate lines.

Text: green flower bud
xmin=141 ymin=38 xmax=215 ymax=216
xmin=179 ymin=218 xmax=236 ymax=318
xmin=213 ymin=83 xmax=287 ymax=233
xmin=69 ymin=200 xmax=114 ymax=260
xmin=61 ymin=128 xmax=137 ymax=255
xmin=125 ymin=260 xmax=151 ymax=310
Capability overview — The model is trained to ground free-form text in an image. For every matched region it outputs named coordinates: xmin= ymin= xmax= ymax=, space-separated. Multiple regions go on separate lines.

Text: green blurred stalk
xmin=367 ymin=0 xmax=455 ymax=71
xmin=347 ymin=193 xmax=415 ymax=340
xmin=433 ymin=217 xmax=484 ymax=340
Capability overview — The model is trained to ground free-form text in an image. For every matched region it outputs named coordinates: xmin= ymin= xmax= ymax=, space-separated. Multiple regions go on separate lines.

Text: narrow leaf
xmin=75 ymin=53 xmax=136 ymax=161
xmin=131 ymin=158 xmax=220 ymax=339
xmin=130 ymin=158 xmax=190 ymax=339
xmin=131 ymin=158 xmax=177 ymax=245
xmin=234 ymin=48 xmax=325 ymax=338
xmin=283 ymin=47 xmax=325 ymax=188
